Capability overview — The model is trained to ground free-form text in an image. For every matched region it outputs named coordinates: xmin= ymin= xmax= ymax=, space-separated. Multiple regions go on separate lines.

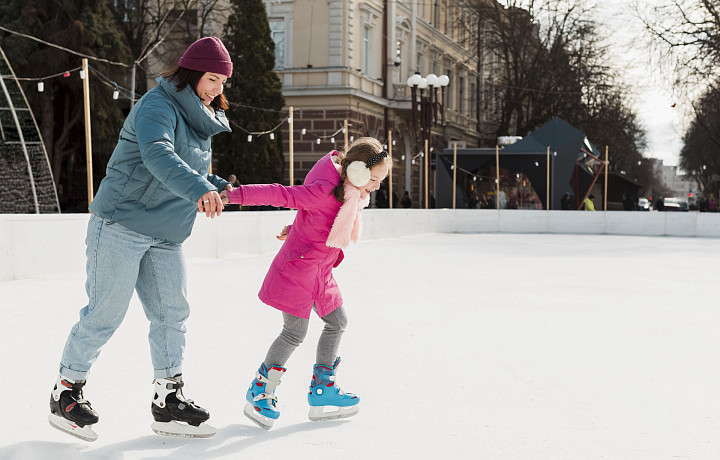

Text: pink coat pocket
xmin=333 ymin=250 xmax=344 ymax=267
xmin=285 ymin=244 xmax=314 ymax=261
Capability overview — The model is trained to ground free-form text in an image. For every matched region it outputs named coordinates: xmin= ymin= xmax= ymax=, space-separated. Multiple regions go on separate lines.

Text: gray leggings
xmin=264 ymin=306 xmax=348 ymax=368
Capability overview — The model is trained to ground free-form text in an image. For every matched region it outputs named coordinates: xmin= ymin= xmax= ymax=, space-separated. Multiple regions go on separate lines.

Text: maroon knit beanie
xmin=178 ymin=37 xmax=233 ymax=78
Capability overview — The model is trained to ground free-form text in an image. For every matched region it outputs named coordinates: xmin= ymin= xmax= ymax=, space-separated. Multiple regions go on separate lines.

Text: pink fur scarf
xmin=326 ymin=179 xmax=370 ymax=249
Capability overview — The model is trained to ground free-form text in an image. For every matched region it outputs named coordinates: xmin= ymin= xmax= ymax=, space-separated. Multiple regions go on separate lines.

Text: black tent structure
xmin=436 ymin=118 xmax=618 ymax=210
xmin=0 ymin=46 xmax=60 ymax=213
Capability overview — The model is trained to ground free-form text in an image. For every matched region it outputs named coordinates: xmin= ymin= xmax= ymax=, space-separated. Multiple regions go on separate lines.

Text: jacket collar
xmin=156 ymin=77 xmax=231 ymax=137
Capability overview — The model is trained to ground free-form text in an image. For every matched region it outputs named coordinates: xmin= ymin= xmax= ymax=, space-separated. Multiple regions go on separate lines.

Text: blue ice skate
xmin=243 ymin=363 xmax=286 ymax=429
xmin=307 ymin=357 xmax=359 ymax=421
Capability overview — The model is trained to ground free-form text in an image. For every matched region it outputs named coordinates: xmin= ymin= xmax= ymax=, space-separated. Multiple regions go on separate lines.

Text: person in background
xmin=401 ymin=190 xmax=412 ymax=208
xmin=225 ymin=174 xmax=242 ymax=210
xmin=561 ymin=192 xmax=572 ymax=210
xmin=49 ymin=36 xmax=234 ymax=441
xmin=582 ymin=194 xmax=596 ymax=211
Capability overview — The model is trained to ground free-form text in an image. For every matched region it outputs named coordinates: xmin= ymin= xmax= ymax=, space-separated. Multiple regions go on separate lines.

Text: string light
xmin=316 ymin=138 xmax=321 ymax=144
xmin=269 ymin=132 xmax=275 ymax=140
xmin=330 ymin=137 xmax=335 ymax=143
xmin=301 ymin=128 xmax=306 ymax=135
xmin=112 ymin=85 xmax=119 ymax=100
xmin=37 ymin=81 xmax=44 ymax=92
xmin=79 ymin=69 xmax=85 ymax=79
xmin=248 ymin=135 xmax=253 ymax=142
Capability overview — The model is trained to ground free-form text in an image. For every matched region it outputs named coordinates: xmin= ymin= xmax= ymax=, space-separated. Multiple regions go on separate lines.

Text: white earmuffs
xmin=346 ymin=161 xmax=371 ymax=187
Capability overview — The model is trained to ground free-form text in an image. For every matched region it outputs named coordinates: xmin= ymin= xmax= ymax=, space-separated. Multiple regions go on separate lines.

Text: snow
xmin=1 ymin=232 xmax=719 ymax=459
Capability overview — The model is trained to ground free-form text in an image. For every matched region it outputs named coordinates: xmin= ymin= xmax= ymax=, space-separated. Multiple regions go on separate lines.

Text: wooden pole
xmin=546 ymin=146 xmax=550 ymax=210
xmin=453 ymin=143 xmax=457 ymax=209
xmin=424 ymin=138 xmax=429 ymax=209
xmin=82 ymin=58 xmax=93 ymax=208
xmin=289 ymin=106 xmax=294 ymax=185
xmin=604 ymin=145 xmax=609 ymax=211
xmin=495 ymin=145 xmax=500 ymax=209
xmin=388 ymin=130 xmax=393 ymax=209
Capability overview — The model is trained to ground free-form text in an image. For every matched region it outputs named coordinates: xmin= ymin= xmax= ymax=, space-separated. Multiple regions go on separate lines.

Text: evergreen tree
xmin=0 ymin=0 xmax=129 ymax=211
xmin=216 ymin=0 xmax=285 ymax=186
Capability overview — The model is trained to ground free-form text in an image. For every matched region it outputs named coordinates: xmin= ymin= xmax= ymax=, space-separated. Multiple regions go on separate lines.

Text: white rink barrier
xmin=2 ymin=209 xmax=720 ymax=281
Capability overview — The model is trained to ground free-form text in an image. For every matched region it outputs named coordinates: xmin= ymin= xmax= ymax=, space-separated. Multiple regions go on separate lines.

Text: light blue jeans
xmin=59 ymin=215 xmax=189 ymax=380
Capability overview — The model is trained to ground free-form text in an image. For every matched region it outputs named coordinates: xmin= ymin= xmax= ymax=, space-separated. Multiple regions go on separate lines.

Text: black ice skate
xmin=48 ymin=376 xmax=99 ymax=442
xmin=150 ymin=374 xmax=216 ymax=438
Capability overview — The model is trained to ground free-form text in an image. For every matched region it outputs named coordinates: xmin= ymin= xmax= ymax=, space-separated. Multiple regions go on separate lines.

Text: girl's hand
xmin=220 ymin=190 xmax=229 ymax=205
xmin=276 ymin=225 xmax=290 ymax=241
xmin=197 ymin=190 xmax=223 ymax=218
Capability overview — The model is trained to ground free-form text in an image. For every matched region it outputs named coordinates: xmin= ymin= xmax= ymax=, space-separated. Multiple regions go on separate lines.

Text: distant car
xmin=663 ymin=197 xmax=687 ymax=212
xmin=637 ymin=198 xmax=650 ymax=211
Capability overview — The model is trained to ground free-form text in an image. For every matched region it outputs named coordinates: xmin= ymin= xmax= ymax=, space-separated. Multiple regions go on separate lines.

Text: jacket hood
xmin=156 ymin=77 xmax=231 ymax=138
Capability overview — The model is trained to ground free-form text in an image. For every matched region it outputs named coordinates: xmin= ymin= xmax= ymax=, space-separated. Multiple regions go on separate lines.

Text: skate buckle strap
xmin=256 ymin=372 xmax=281 ymax=386
xmin=253 ymin=392 xmax=278 ymax=403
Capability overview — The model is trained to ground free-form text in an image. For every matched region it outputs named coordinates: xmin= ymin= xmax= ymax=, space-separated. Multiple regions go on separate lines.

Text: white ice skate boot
xmin=150 ymin=374 xmax=216 ymax=438
xmin=48 ymin=375 xmax=99 ymax=442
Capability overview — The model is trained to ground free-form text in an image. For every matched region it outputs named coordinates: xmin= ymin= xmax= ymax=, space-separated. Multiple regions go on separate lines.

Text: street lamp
xmin=406 ymin=72 xmax=450 ymax=208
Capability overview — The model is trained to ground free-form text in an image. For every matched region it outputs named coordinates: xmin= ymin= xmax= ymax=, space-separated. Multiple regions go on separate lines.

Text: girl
xmin=222 ymin=137 xmax=391 ymax=429
xmin=50 ymin=36 xmax=233 ymax=441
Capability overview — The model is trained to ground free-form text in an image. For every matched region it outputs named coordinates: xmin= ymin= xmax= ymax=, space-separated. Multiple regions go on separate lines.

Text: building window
xmin=458 ymin=76 xmax=465 ymax=114
xmin=396 ymin=40 xmax=403 ymax=81
xmin=445 ymin=69 xmax=453 ymax=109
xmin=269 ymin=20 xmax=285 ymax=69
xmin=470 ymin=81 xmax=477 ymax=119
xmin=362 ymin=26 xmax=371 ymax=75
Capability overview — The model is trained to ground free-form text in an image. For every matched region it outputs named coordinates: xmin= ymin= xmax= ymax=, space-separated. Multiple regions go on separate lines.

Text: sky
xmin=1 ymin=232 xmax=720 ymax=459
xmin=594 ymin=0 xmax=685 ymax=167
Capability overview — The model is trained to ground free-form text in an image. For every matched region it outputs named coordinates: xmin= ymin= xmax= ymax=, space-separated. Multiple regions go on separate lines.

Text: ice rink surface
xmin=1 ymin=232 xmax=719 ymax=459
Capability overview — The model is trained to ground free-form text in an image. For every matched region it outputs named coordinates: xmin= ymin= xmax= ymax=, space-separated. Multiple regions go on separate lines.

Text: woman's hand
xmin=197 ymin=190 xmax=223 ymax=218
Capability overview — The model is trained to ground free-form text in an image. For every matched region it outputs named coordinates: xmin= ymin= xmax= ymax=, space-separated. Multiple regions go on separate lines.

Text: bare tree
xmin=637 ymin=0 xmax=720 ymax=88
xmin=111 ymin=0 xmax=232 ymax=95
xmin=639 ymin=1 xmax=720 ymax=193
xmin=458 ymin=1 xmax=615 ymax=136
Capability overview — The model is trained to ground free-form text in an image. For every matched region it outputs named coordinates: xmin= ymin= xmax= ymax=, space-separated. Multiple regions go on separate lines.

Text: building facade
xmin=263 ymin=0 xmax=499 ymax=207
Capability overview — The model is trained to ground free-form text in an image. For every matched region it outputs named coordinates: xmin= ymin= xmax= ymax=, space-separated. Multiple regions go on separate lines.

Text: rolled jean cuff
xmin=154 ymin=365 xmax=183 ymax=380
xmin=59 ymin=365 xmax=89 ymax=382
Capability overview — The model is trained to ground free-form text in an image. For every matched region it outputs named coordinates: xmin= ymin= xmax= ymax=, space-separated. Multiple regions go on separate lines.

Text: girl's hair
xmin=158 ymin=66 xmax=230 ymax=111
xmin=331 ymin=137 xmax=394 ymax=202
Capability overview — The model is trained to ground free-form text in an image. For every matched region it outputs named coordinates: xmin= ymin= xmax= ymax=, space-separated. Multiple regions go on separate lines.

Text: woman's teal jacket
xmin=89 ymin=77 xmax=231 ymax=243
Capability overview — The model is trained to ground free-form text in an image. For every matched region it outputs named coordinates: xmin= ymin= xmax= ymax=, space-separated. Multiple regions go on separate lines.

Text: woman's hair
xmin=158 ymin=66 xmax=230 ymax=111
xmin=331 ymin=137 xmax=394 ymax=202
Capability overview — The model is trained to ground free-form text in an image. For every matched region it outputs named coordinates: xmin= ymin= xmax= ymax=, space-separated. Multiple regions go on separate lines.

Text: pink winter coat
xmin=226 ymin=152 xmax=347 ymax=319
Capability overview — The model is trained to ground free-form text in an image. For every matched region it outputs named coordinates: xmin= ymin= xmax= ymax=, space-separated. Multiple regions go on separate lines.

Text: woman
xmin=49 ymin=36 xmax=233 ymax=441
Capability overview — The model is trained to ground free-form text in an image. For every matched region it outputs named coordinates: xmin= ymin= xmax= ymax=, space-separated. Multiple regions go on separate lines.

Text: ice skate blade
xmin=308 ymin=404 xmax=359 ymax=421
xmin=151 ymin=420 xmax=216 ymax=438
xmin=243 ymin=402 xmax=275 ymax=430
xmin=48 ymin=413 xmax=98 ymax=442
